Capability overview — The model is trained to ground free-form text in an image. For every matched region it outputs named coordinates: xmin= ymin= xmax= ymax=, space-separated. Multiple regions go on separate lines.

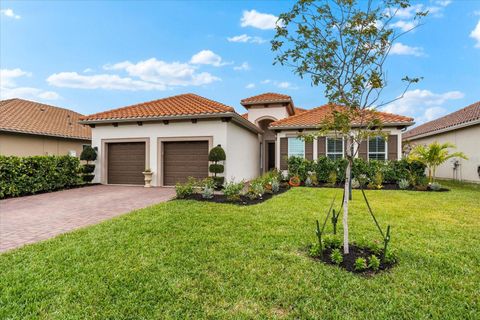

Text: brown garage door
xmin=108 ymin=142 xmax=146 ymax=185
xmin=163 ymin=141 xmax=209 ymax=186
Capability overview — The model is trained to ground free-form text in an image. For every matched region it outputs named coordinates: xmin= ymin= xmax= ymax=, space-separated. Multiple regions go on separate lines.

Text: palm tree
xmin=409 ymin=142 xmax=467 ymax=182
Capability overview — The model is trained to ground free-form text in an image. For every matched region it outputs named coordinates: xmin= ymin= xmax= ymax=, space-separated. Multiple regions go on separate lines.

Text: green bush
xmin=287 ymin=156 xmax=426 ymax=186
xmin=368 ymin=255 xmax=381 ymax=271
xmin=209 ymin=164 xmax=224 ymax=174
xmin=80 ymin=146 xmax=97 ymax=184
xmin=80 ymin=146 xmax=97 ymax=162
xmin=82 ymin=164 xmax=95 ymax=174
xmin=330 ymin=249 xmax=343 ymax=265
xmin=208 ymin=145 xmax=226 ymax=187
xmin=223 ymin=180 xmax=244 ymax=201
xmin=175 ymin=178 xmax=195 ymax=199
xmin=0 ymin=155 xmax=82 ymax=199
xmin=354 ymin=257 xmax=368 ymax=271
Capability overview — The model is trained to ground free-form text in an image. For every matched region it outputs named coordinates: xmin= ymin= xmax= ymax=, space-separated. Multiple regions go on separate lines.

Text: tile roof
xmin=0 ymin=98 xmax=91 ymax=140
xmin=81 ymin=93 xmax=235 ymax=121
xmin=403 ymin=101 xmax=480 ymax=140
xmin=269 ymin=104 xmax=414 ymax=129
xmin=240 ymin=92 xmax=292 ymax=105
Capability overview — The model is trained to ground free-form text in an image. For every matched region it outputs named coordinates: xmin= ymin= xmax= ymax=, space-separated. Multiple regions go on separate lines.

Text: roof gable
xmin=0 ymin=98 xmax=91 ymax=140
xmin=403 ymin=101 xmax=480 ymax=140
xmin=240 ymin=92 xmax=292 ymax=105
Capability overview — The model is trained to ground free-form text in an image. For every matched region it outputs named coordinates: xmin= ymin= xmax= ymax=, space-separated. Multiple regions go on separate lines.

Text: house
xmin=403 ymin=101 xmax=480 ymax=183
xmin=80 ymin=93 xmax=414 ymax=186
xmin=0 ymin=99 xmax=91 ymax=157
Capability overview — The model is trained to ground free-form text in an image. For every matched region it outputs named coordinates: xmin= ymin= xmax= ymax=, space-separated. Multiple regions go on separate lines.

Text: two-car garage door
xmin=107 ymin=141 xmax=209 ymax=186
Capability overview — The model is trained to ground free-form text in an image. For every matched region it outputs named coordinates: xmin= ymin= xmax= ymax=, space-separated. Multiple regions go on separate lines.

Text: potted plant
xmin=289 ymin=175 xmax=301 ymax=187
xmin=142 ymin=168 xmax=153 ymax=188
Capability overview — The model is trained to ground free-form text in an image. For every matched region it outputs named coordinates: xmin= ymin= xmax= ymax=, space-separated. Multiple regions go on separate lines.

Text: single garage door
xmin=108 ymin=142 xmax=146 ymax=185
xmin=163 ymin=141 xmax=209 ymax=186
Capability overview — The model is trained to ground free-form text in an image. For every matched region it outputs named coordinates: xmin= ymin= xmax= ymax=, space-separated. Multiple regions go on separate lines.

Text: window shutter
xmin=317 ymin=137 xmax=326 ymax=157
xmin=280 ymin=138 xmax=288 ymax=170
xmin=388 ymin=135 xmax=398 ymax=160
xmin=358 ymin=140 xmax=368 ymax=160
xmin=305 ymin=141 xmax=313 ymax=160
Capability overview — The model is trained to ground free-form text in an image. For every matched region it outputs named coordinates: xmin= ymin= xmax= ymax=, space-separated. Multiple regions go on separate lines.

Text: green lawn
xmin=1 ymin=182 xmax=479 ymax=319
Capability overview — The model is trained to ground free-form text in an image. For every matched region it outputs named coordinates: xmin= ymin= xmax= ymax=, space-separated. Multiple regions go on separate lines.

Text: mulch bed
xmin=308 ymin=244 xmax=396 ymax=275
xmin=178 ymin=187 xmax=290 ymax=206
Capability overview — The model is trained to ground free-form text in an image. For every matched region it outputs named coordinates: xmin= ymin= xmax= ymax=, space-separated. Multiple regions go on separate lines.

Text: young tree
xmin=408 ymin=142 xmax=467 ymax=182
xmin=272 ymin=0 xmax=426 ymax=253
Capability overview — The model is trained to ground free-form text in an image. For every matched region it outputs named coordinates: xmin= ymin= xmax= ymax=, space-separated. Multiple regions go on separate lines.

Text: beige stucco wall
xmin=0 ymin=132 xmax=90 ymax=157
xmin=407 ymin=124 xmax=480 ymax=183
xmin=247 ymin=104 xmax=290 ymax=123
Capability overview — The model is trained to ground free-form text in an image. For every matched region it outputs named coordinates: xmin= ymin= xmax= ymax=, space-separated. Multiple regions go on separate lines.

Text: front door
xmin=267 ymin=142 xmax=275 ymax=171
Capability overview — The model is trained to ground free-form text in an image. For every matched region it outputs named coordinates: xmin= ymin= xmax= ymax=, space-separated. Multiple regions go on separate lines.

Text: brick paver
xmin=0 ymin=185 xmax=175 ymax=253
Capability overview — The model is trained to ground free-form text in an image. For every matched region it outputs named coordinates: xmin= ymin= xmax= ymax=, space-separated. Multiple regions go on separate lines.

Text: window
xmin=326 ymin=137 xmax=344 ymax=160
xmin=288 ymin=137 xmax=305 ymax=158
xmin=368 ymin=136 xmax=386 ymax=160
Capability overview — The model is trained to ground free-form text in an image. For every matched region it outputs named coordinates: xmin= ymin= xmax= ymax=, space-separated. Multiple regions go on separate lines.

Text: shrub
xmin=80 ymin=146 xmax=97 ymax=184
xmin=175 ymin=178 xmax=195 ymax=199
xmin=0 ymin=155 xmax=82 ymax=199
xmin=384 ymin=249 xmax=398 ymax=264
xmin=271 ymin=180 xmax=280 ymax=193
xmin=330 ymin=249 xmax=343 ymax=265
xmin=202 ymin=186 xmax=214 ymax=199
xmin=429 ymin=182 xmax=442 ymax=191
xmin=327 ymin=171 xmax=337 ymax=186
xmin=309 ymin=243 xmax=321 ymax=257
xmin=415 ymin=176 xmax=429 ymax=191
xmin=80 ymin=146 xmax=97 ymax=162
xmin=82 ymin=164 xmax=95 ymax=174
xmin=208 ymin=145 xmax=226 ymax=187
xmin=351 ymin=178 xmax=360 ymax=189
xmin=248 ymin=179 xmax=265 ymax=199
xmin=200 ymin=177 xmax=215 ymax=199
xmin=368 ymin=255 xmax=381 ymax=271
xmin=368 ymin=171 xmax=383 ymax=189
xmin=354 ymin=257 xmax=367 ymax=271
xmin=398 ymin=178 xmax=410 ymax=190
xmin=323 ymin=234 xmax=342 ymax=249
xmin=223 ymin=180 xmax=244 ymax=201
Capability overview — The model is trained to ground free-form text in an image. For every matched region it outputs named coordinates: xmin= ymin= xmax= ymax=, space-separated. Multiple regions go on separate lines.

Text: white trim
xmin=326 ymin=137 xmax=344 ymax=160
xmin=313 ymin=138 xmax=318 ymax=161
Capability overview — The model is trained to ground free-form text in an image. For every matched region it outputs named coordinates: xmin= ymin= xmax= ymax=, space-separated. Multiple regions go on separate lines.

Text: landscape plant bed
xmin=307 ymin=243 xmax=396 ymax=275
xmin=295 ymin=183 xmax=450 ymax=192
xmin=177 ymin=187 xmax=289 ymax=205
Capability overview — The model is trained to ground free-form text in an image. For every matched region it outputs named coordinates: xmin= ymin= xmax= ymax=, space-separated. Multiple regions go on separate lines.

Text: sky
xmin=1 ymin=0 xmax=480 ymax=126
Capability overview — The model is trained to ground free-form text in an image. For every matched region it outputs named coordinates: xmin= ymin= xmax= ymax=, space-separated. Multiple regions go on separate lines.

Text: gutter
xmin=269 ymin=121 xmax=415 ymax=131
xmin=0 ymin=128 xmax=91 ymax=141
xmin=404 ymin=119 xmax=480 ymax=141
xmin=79 ymin=112 xmax=263 ymax=134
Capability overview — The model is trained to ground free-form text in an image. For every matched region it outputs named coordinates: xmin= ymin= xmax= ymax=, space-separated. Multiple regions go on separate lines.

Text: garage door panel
xmin=108 ymin=142 xmax=146 ymax=185
xmin=163 ymin=141 xmax=209 ymax=186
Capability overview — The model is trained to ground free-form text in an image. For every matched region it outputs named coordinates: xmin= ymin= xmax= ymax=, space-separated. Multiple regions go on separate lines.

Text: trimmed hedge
xmin=287 ymin=156 xmax=426 ymax=184
xmin=0 ymin=155 xmax=82 ymax=199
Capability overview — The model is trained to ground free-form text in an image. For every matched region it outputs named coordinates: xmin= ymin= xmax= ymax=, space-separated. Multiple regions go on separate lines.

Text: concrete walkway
xmin=0 ymin=185 xmax=175 ymax=253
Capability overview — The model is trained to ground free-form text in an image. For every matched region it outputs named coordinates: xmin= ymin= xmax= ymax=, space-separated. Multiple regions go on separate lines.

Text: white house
xmin=80 ymin=92 xmax=414 ymax=186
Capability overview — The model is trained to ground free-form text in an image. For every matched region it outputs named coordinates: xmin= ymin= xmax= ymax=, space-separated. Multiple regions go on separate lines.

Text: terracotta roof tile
xmin=241 ymin=92 xmax=292 ymax=105
xmin=269 ymin=104 xmax=413 ymax=128
xmin=0 ymin=98 xmax=91 ymax=140
xmin=81 ymin=93 xmax=235 ymax=121
xmin=403 ymin=101 xmax=480 ymax=140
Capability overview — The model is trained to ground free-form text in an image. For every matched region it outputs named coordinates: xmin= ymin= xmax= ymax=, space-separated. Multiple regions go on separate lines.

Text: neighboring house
xmin=80 ymin=92 xmax=414 ymax=186
xmin=403 ymin=101 xmax=480 ymax=183
xmin=0 ymin=99 xmax=91 ymax=157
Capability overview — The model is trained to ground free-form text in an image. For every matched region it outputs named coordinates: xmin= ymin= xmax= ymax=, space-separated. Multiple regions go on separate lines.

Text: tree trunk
xmin=343 ymin=136 xmax=352 ymax=254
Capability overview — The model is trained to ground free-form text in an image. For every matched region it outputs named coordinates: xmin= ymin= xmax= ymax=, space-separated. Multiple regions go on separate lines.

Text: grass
xmin=1 ymin=181 xmax=479 ymax=319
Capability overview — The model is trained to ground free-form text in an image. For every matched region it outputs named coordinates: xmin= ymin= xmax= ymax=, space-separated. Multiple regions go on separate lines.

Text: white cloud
xmin=390 ymin=20 xmax=417 ymax=32
xmin=390 ymin=42 xmax=425 ymax=56
xmin=240 ymin=10 xmax=280 ymax=30
xmin=48 ymin=57 xmax=221 ymax=91
xmin=276 ymin=81 xmax=295 ymax=89
xmin=381 ymin=89 xmax=464 ymax=124
xmin=435 ymin=1 xmax=451 ymax=7
xmin=0 ymin=68 xmax=60 ymax=101
xmin=233 ymin=62 xmax=250 ymax=71
xmin=1 ymin=8 xmax=21 ymax=19
xmin=470 ymin=20 xmax=480 ymax=48
xmin=83 ymin=68 xmax=94 ymax=73
xmin=245 ymin=83 xmax=255 ymax=89
xmin=474 ymin=10 xmax=480 ymax=16
xmin=190 ymin=50 xmax=227 ymax=67
xmin=227 ymin=34 xmax=266 ymax=44
xmin=261 ymin=79 xmax=271 ymax=84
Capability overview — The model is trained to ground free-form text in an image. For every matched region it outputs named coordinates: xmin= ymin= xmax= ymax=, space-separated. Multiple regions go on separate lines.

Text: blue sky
xmin=1 ymin=0 xmax=479 ymax=125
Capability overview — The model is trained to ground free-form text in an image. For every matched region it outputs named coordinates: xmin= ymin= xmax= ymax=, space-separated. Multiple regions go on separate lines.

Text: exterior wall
xmin=247 ymin=104 xmax=290 ymax=123
xmin=90 ymin=119 xmax=260 ymax=186
xmin=275 ymin=128 xmax=404 ymax=171
xmin=407 ymin=124 xmax=480 ymax=183
xmin=0 ymin=132 xmax=90 ymax=157
xmin=225 ymin=122 xmax=260 ymax=182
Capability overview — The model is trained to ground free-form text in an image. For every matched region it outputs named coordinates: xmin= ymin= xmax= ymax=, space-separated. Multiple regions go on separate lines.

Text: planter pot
xmin=142 ymin=171 xmax=153 ymax=188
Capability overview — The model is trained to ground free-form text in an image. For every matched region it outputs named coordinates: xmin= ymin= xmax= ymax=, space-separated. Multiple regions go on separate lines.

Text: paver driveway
xmin=0 ymin=185 xmax=175 ymax=253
